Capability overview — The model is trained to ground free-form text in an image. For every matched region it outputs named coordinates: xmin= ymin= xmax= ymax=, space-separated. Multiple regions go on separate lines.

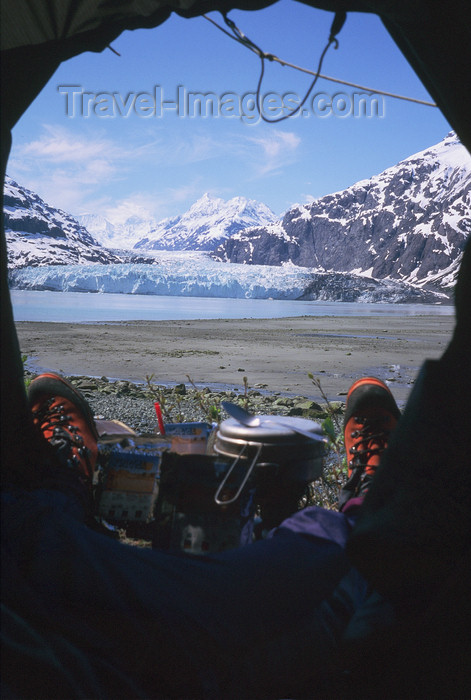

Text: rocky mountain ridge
xmin=4 ymin=177 xmax=155 ymax=268
xmin=75 ymin=194 xmax=276 ymax=252
xmin=212 ymin=132 xmax=470 ymax=294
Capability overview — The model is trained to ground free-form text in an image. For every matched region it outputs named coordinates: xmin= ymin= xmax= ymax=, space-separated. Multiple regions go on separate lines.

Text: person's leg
xmin=2 ymin=372 xmax=360 ymax=698
xmin=3 ymin=489 xmax=361 ymax=697
xmin=347 ymin=237 xmax=471 ymax=599
xmin=344 ymin=238 xmax=471 ymax=697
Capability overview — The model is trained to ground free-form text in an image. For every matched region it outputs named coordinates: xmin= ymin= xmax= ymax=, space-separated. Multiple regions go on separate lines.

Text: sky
xmin=7 ymin=0 xmax=453 ymax=225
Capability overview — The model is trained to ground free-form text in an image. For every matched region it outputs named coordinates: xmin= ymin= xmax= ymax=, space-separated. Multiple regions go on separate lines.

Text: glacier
xmin=8 ymin=251 xmax=446 ymax=303
xmin=8 ymin=252 xmax=317 ymax=299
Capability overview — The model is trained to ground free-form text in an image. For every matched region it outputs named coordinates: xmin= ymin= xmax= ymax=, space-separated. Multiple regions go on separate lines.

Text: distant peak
xmin=194 ymin=192 xmax=219 ymax=205
xmin=187 ymin=193 xmax=224 ymax=215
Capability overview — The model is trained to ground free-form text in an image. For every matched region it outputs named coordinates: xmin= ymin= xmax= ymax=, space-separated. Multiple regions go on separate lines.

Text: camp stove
xmin=152 ymin=414 xmax=325 ymax=553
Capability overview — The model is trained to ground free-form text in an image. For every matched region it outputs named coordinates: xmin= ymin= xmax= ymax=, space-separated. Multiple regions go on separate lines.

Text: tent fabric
xmin=0 ymin=0 xmax=274 ymax=53
xmin=0 ymin=2 xmax=470 ymax=694
xmin=1 ymin=0 xmax=471 ymax=149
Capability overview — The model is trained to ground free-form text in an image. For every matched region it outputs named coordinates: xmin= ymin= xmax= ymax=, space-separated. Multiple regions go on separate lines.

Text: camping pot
xmin=152 ymin=452 xmax=256 ymax=554
xmin=213 ymin=415 xmax=325 ymax=505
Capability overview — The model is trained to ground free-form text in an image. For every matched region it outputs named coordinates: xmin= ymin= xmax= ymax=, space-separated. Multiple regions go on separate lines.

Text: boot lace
xmin=348 ymin=416 xmax=390 ymax=471
xmin=32 ymin=397 xmax=92 ymax=475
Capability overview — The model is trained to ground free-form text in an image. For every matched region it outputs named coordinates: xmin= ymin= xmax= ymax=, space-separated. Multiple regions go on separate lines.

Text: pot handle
xmin=214 ymin=443 xmax=262 ymax=506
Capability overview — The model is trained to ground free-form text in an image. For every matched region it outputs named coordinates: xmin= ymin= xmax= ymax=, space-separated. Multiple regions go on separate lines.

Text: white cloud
xmin=243 ymin=129 xmax=301 ymax=177
xmin=20 ymin=124 xmax=118 ymax=164
xmin=7 ymin=121 xmax=301 ymax=220
xmin=8 ymin=124 xmax=224 ymax=213
xmin=8 ymin=125 xmax=134 ymax=210
xmin=164 ymin=181 xmax=206 ymax=202
xmin=8 ymin=124 xmax=166 ymax=214
xmin=104 ymin=180 xmax=209 ymax=223
xmin=103 ymin=195 xmax=156 ymax=226
xmin=170 ymin=135 xmax=219 ymax=165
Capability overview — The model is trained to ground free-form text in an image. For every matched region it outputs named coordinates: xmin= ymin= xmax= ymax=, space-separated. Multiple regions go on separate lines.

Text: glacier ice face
xmin=5 ymin=134 xmax=466 ymax=304
xmin=8 ymin=251 xmax=447 ymax=303
xmin=8 ymin=252 xmax=313 ymax=299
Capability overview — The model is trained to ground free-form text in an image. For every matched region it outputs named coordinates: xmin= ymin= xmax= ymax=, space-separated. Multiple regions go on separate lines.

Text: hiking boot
xmin=28 ymin=373 xmax=99 ymax=498
xmin=339 ymin=377 xmax=400 ymax=507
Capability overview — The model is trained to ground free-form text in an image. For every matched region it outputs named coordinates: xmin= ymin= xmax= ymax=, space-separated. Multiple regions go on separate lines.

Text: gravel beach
xmin=17 ymin=314 xmax=455 ymax=409
xmin=18 ymin=312 xmax=455 ymax=510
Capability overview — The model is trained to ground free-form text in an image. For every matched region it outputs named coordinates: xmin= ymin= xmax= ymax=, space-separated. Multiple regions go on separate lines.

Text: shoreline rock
xmin=25 ymin=370 xmax=344 ymax=433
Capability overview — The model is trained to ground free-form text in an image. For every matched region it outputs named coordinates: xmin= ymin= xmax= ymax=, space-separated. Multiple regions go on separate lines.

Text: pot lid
xmin=218 ymin=415 xmax=323 ymax=445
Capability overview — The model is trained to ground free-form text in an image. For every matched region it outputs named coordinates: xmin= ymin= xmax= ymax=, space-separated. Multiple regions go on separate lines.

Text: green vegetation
xmin=145 ymin=373 xmax=186 ymax=423
xmin=308 ymin=373 xmax=347 ymax=470
xmin=22 ymin=355 xmax=32 ymax=389
xmin=307 ymin=373 xmax=348 ymax=508
xmin=24 ymin=358 xmax=347 ymax=511
xmin=185 ymin=374 xmax=221 ymax=423
xmin=145 ymin=373 xmax=223 ymax=424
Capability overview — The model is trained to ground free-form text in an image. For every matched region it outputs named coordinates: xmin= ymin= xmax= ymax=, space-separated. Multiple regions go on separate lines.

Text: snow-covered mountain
xmin=134 ymin=193 xmax=277 ymax=251
xmin=9 ymin=252 xmax=444 ymax=303
xmin=76 ymin=212 xmax=157 ymax=250
xmin=212 ymin=132 xmax=471 ymax=294
xmin=5 ymin=133 xmax=468 ymax=303
xmin=75 ymin=194 xmax=276 ymax=252
xmin=4 ymin=177 xmax=156 ymax=268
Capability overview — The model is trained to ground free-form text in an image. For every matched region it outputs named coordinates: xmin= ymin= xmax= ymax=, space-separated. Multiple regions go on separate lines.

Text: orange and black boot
xmin=28 ymin=372 xmax=99 ymax=512
xmin=338 ymin=377 xmax=400 ymax=510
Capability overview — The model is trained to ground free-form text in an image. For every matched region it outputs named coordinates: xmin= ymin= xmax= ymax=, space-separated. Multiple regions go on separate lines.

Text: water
xmin=11 ymin=289 xmax=454 ymax=323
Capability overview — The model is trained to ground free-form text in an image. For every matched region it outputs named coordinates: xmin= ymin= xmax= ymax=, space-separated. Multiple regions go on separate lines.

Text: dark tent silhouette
xmin=1 ymin=2 xmax=470 ymax=697
xmin=1 ymin=0 xmax=470 ymax=474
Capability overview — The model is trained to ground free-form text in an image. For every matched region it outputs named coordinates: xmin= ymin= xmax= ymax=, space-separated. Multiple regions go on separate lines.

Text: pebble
xmin=36 ymin=373 xmax=344 ymax=435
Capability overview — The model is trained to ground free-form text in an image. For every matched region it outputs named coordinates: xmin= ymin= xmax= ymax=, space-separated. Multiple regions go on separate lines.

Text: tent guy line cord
xmin=203 ymin=14 xmax=438 ymax=110
xmin=223 ymin=11 xmax=340 ymax=123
